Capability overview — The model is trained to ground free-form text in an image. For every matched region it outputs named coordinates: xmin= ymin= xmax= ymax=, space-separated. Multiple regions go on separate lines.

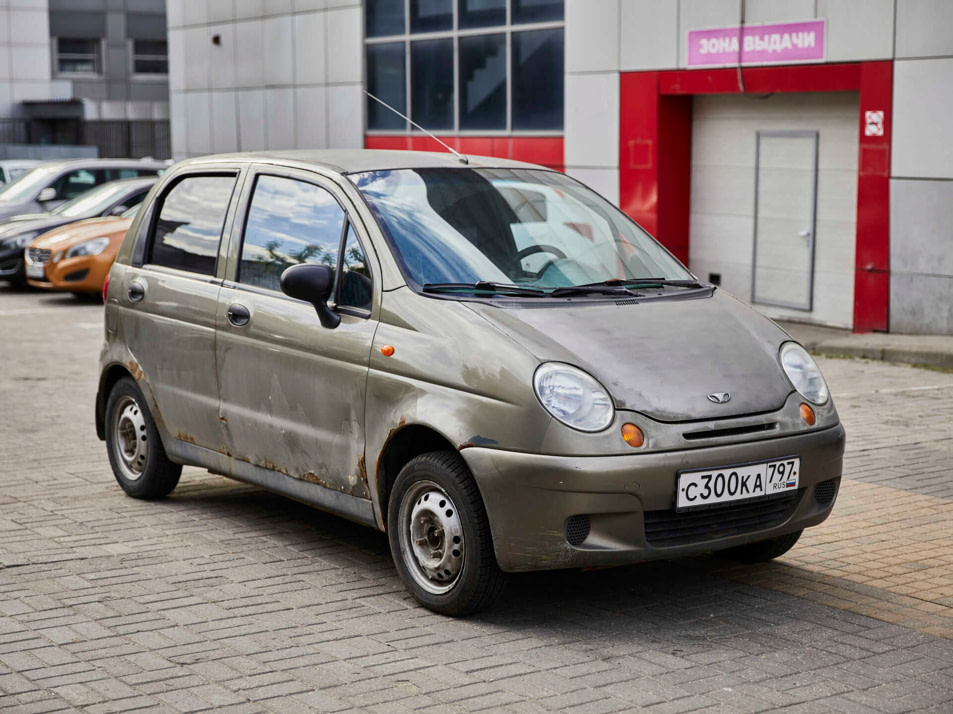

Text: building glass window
xmin=56 ymin=38 xmax=101 ymax=74
xmin=133 ymin=40 xmax=168 ymax=74
xmin=458 ymin=0 xmax=506 ymax=29
xmin=411 ymin=39 xmax=454 ymax=130
xmin=365 ymin=0 xmax=564 ymax=133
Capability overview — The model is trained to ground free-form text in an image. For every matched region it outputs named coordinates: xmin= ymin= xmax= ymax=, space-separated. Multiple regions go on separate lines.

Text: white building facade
xmin=167 ymin=0 xmax=953 ymax=335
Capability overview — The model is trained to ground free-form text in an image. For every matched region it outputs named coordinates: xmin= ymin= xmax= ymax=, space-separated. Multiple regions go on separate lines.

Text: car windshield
xmin=52 ymin=182 xmax=134 ymax=218
xmin=351 ymin=168 xmax=691 ymax=292
xmin=0 ymin=166 xmax=56 ymax=202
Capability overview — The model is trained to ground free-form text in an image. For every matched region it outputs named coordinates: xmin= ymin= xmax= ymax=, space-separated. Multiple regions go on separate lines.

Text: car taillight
xmin=103 ymin=271 xmax=110 ymax=304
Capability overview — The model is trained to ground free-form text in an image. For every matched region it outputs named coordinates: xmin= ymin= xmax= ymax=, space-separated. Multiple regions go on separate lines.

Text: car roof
xmin=29 ymin=158 xmax=167 ymax=171
xmin=176 ymin=149 xmax=553 ymax=175
xmin=0 ymin=160 xmax=40 ymax=167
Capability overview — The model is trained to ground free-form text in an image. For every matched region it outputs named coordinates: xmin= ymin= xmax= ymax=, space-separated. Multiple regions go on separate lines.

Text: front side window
xmin=133 ymin=39 xmax=168 ymax=74
xmin=56 ymin=38 xmax=101 ymax=74
xmin=364 ymin=0 xmax=564 ymax=132
xmin=352 ymin=168 xmax=690 ymax=290
xmin=50 ymin=169 xmax=104 ymax=201
xmin=339 ymin=224 xmax=373 ymax=311
xmin=149 ymin=175 xmax=237 ymax=276
xmin=238 ymin=176 xmax=345 ymax=292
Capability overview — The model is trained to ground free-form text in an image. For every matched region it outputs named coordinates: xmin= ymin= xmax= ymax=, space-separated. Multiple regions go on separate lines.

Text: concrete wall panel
xmin=890 ymin=273 xmax=953 ymax=334
xmin=890 ymin=179 xmax=953 ymax=278
xmin=892 ymin=58 xmax=953 ymax=180
xmin=566 ymin=0 xmax=619 ymax=73
xmin=564 ymin=71 xmax=619 ymax=169
xmin=896 ymin=0 xmax=953 ymax=58
xmin=817 ymin=0 xmax=894 ymax=62
xmin=619 ymin=0 xmax=677 ymax=71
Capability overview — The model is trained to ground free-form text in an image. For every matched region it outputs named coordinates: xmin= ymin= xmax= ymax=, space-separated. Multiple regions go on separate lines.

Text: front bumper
xmin=26 ymin=254 xmax=104 ymax=293
xmin=462 ymin=423 xmax=845 ymax=572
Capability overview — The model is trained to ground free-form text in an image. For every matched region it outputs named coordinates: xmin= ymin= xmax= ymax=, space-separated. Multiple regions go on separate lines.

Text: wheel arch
xmin=96 ymin=363 xmax=135 ymax=440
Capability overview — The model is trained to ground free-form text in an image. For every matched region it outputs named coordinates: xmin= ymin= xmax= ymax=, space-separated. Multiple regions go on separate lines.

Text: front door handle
xmin=227 ymin=303 xmax=250 ymax=327
xmin=128 ymin=281 xmax=145 ymax=302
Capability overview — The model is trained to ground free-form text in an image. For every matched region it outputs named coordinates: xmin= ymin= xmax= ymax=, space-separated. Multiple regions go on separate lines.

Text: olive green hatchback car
xmin=96 ymin=150 xmax=845 ymax=615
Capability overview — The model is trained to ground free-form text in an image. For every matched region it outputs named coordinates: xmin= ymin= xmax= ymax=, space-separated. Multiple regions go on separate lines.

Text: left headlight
xmin=533 ymin=363 xmax=615 ymax=432
xmin=780 ymin=342 xmax=830 ymax=405
xmin=65 ymin=237 xmax=110 ymax=259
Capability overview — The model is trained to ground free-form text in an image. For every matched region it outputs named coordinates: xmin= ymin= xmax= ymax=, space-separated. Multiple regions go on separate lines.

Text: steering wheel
xmin=510 ymin=244 xmax=568 ymax=279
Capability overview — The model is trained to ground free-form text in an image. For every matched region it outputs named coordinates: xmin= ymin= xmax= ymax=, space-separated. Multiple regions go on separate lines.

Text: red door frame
xmin=619 ymin=62 xmax=893 ymax=332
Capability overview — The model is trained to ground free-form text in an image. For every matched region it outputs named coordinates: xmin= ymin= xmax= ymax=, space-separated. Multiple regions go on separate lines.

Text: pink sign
xmin=687 ymin=19 xmax=825 ymax=67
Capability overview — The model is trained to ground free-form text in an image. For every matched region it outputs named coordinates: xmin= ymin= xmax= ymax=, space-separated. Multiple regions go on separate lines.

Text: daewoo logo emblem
xmin=707 ymin=392 xmax=731 ymax=404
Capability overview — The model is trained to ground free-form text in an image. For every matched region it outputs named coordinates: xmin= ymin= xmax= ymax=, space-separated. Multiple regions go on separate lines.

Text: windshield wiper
xmin=548 ymin=284 xmax=637 ymax=297
xmin=569 ymin=278 xmax=703 ymax=290
xmin=422 ymin=281 xmax=546 ymax=297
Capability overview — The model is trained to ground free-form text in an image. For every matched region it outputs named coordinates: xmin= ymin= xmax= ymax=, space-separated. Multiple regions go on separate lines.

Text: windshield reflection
xmin=351 ymin=168 xmax=690 ymax=291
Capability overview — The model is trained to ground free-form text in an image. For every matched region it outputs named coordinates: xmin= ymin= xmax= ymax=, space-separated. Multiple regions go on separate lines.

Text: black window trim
xmin=143 ymin=170 xmax=241 ymax=281
xmin=231 ymin=169 xmax=375 ymax=319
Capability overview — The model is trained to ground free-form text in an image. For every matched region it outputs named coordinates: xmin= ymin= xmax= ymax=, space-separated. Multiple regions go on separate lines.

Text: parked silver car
xmin=96 ymin=151 xmax=845 ymax=614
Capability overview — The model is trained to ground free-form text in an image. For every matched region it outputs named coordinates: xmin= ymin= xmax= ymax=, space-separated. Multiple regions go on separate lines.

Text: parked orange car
xmin=25 ymin=209 xmax=135 ymax=296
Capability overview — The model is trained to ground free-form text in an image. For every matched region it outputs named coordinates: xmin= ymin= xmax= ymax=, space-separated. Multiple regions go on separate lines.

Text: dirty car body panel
xmin=98 ymin=150 xmax=844 ymax=608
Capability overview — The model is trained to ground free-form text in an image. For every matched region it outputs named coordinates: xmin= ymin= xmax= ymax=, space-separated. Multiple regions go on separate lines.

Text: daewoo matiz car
xmin=96 ymin=150 xmax=844 ymax=615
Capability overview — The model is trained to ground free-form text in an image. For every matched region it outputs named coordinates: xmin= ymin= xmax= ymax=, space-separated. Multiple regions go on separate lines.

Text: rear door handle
xmin=227 ymin=303 xmax=250 ymax=327
xmin=128 ymin=281 xmax=145 ymax=302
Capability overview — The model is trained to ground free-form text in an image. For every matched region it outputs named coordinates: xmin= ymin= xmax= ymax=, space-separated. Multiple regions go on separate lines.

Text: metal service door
xmin=751 ymin=131 xmax=818 ymax=311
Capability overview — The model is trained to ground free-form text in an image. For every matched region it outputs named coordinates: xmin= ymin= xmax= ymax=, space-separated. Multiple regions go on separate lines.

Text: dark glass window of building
xmin=365 ymin=0 xmax=564 ymax=132
xmin=367 ymin=42 xmax=407 ymax=130
xmin=458 ymin=0 xmax=505 ymax=28
xmin=459 ymin=34 xmax=506 ymax=130
xmin=512 ymin=0 xmax=563 ymax=23
xmin=366 ymin=0 xmax=405 ymax=37
xmin=133 ymin=40 xmax=168 ymax=74
xmin=411 ymin=39 xmax=454 ymax=130
xmin=57 ymin=38 xmax=100 ymax=74
xmin=411 ymin=0 xmax=453 ymax=32
xmin=512 ymin=29 xmax=563 ymax=129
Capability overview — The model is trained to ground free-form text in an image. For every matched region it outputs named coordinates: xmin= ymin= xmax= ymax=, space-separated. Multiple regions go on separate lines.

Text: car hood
xmin=0 ymin=200 xmax=38 ymax=221
xmin=464 ymin=290 xmax=796 ymax=422
xmin=0 ymin=216 xmax=70 ymax=243
xmin=30 ymin=216 xmax=131 ymax=250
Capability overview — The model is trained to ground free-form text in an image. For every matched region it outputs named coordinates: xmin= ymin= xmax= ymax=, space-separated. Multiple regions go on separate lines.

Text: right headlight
xmin=780 ymin=342 xmax=830 ymax=405
xmin=533 ymin=363 xmax=614 ymax=432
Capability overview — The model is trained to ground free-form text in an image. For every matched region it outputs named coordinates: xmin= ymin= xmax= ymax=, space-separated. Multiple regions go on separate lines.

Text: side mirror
xmin=37 ymin=187 xmax=56 ymax=203
xmin=280 ymin=263 xmax=340 ymax=329
xmin=109 ymin=204 xmax=128 ymax=216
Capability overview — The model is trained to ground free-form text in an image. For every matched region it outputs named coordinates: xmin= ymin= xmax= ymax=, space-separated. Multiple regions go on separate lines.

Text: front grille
xmin=814 ymin=479 xmax=837 ymax=505
xmin=682 ymin=422 xmax=778 ymax=441
xmin=565 ymin=515 xmax=591 ymax=546
xmin=644 ymin=492 xmax=799 ymax=547
xmin=27 ymin=248 xmax=51 ymax=264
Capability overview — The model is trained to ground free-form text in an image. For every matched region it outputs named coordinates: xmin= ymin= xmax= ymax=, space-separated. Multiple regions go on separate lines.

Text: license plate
xmin=26 ymin=263 xmax=45 ymax=280
xmin=676 ymin=457 xmax=800 ymax=509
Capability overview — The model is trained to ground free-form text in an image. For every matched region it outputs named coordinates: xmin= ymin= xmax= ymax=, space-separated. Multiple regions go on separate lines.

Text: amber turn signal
xmin=800 ymin=403 xmax=816 ymax=426
xmin=381 ymin=345 xmax=395 ymax=356
xmin=621 ymin=423 xmax=644 ymax=448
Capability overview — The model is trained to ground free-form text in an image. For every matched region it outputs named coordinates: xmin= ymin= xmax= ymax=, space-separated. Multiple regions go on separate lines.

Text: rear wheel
xmin=718 ymin=529 xmax=803 ymax=562
xmin=388 ymin=451 xmax=507 ymax=616
xmin=105 ymin=377 xmax=181 ymax=499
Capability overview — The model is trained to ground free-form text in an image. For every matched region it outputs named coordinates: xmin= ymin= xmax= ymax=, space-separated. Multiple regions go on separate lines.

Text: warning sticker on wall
xmin=865 ymin=111 xmax=884 ymax=137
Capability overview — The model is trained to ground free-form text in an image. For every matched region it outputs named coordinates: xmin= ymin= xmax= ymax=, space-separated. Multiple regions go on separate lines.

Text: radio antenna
xmin=364 ymin=90 xmax=469 ymax=165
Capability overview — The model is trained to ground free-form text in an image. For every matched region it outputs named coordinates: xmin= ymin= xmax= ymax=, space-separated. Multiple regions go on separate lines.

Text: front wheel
xmin=105 ymin=376 xmax=181 ymax=499
xmin=388 ymin=451 xmax=507 ymax=616
xmin=718 ymin=529 xmax=803 ymax=562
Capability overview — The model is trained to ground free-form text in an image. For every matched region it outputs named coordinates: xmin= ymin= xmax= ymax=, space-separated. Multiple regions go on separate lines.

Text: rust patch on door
xmin=176 ymin=431 xmax=196 ymax=444
xmin=126 ymin=359 xmax=143 ymax=382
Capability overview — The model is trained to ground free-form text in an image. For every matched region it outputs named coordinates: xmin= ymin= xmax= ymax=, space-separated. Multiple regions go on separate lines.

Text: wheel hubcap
xmin=399 ymin=482 xmax=464 ymax=595
xmin=112 ymin=395 xmax=148 ymax=481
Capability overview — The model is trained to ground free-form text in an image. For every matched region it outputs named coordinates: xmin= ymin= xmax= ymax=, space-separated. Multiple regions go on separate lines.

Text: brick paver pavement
xmin=1 ymin=288 xmax=952 ymax=713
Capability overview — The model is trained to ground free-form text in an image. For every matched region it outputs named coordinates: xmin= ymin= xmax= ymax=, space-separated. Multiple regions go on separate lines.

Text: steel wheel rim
xmin=398 ymin=480 xmax=465 ymax=595
xmin=112 ymin=395 xmax=148 ymax=481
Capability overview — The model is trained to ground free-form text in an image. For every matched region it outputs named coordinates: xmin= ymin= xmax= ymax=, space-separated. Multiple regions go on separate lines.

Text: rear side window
xmin=238 ymin=175 xmax=346 ymax=292
xmin=148 ymin=175 xmax=236 ymax=276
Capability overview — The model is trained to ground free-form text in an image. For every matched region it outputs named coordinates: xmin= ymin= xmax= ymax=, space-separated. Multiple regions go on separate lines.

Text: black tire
xmin=387 ymin=451 xmax=507 ymax=616
xmin=718 ymin=529 xmax=803 ymax=563
xmin=104 ymin=376 xmax=181 ymax=499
